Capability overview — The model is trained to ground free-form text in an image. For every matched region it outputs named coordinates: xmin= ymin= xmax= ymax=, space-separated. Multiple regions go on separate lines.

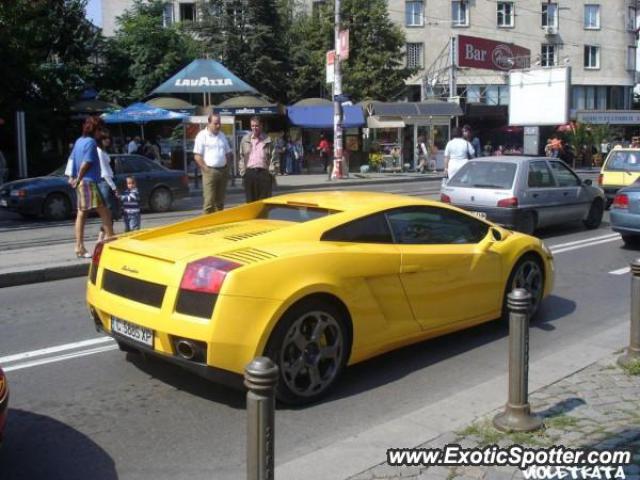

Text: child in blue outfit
xmin=120 ymin=176 xmax=141 ymax=232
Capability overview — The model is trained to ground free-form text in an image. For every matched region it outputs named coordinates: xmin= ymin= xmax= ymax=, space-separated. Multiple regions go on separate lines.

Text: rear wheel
xmin=265 ymin=299 xmax=350 ymax=405
xmin=43 ymin=193 xmax=71 ymax=220
xmin=149 ymin=187 xmax=172 ymax=212
xmin=503 ymin=254 xmax=545 ymax=320
xmin=583 ymin=199 xmax=604 ymax=229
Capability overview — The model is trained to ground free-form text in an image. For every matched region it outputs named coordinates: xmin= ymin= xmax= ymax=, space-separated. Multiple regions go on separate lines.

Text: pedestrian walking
xmin=67 ymin=116 xmax=114 ymax=258
xmin=317 ymin=133 xmax=331 ymax=173
xmin=96 ymin=131 xmax=120 ymax=243
xmin=443 ymin=127 xmax=475 ymax=181
xmin=462 ymin=124 xmax=482 ymax=158
xmin=120 ymin=176 xmax=141 ymax=232
xmin=193 ymin=113 xmax=233 ymax=213
xmin=127 ymin=136 xmax=141 ymax=154
xmin=238 ymin=116 xmax=278 ymax=203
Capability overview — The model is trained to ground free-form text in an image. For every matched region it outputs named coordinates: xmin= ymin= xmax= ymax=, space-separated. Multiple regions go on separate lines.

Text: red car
xmin=0 ymin=367 xmax=8 ymax=444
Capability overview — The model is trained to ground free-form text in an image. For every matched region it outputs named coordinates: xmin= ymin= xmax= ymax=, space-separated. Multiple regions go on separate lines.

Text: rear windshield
xmin=604 ymin=151 xmax=640 ymax=172
xmin=448 ymin=161 xmax=517 ymax=189
xmin=258 ymin=204 xmax=338 ymax=222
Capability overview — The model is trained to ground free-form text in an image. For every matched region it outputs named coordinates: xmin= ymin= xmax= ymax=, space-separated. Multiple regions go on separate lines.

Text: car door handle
xmin=532 ymin=193 xmax=539 ymax=198
xmin=401 ymin=264 xmax=420 ymax=273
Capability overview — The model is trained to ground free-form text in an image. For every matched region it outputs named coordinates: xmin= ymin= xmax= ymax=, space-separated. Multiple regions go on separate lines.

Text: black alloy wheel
xmin=583 ymin=199 xmax=604 ymax=230
xmin=503 ymin=254 xmax=545 ymax=320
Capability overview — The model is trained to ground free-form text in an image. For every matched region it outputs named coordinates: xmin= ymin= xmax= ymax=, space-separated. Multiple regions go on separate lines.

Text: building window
xmin=406 ymin=1 xmax=424 ymax=27
xmin=465 ymin=85 xmax=509 ymax=105
xmin=584 ymin=45 xmax=600 ymax=69
xmin=584 ymin=5 xmax=600 ymax=29
xmin=541 ymin=44 xmax=556 ymax=67
xmin=162 ymin=3 xmax=174 ymax=27
xmin=542 ymin=3 xmax=558 ymax=28
xmin=179 ymin=3 xmax=196 ymax=22
xmin=452 ymin=1 xmax=469 ymax=27
xmin=406 ymin=43 xmax=424 ymax=69
xmin=497 ymin=2 xmax=514 ymax=28
xmin=629 ymin=7 xmax=637 ymax=31
xmin=627 ymin=46 xmax=637 ymax=71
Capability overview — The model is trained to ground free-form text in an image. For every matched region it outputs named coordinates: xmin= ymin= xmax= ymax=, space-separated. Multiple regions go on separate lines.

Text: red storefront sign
xmin=458 ymin=35 xmax=530 ymax=71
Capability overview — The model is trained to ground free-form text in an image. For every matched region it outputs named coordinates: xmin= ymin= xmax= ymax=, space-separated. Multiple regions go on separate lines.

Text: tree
xmin=193 ymin=0 xmax=290 ymax=102
xmin=99 ymin=0 xmax=198 ymax=104
xmin=287 ymin=0 xmax=414 ymax=102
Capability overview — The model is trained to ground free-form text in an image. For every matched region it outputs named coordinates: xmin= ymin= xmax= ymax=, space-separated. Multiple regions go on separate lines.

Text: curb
xmin=0 ymin=263 xmax=89 ymax=289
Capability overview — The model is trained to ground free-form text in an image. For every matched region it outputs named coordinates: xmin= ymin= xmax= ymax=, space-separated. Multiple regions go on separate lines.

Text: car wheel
xmin=265 ymin=299 xmax=350 ymax=405
xmin=503 ymin=254 xmax=545 ymax=320
xmin=622 ymin=234 xmax=640 ymax=247
xmin=43 ymin=193 xmax=71 ymax=220
xmin=583 ymin=199 xmax=604 ymax=229
xmin=516 ymin=212 xmax=536 ymax=235
xmin=149 ymin=187 xmax=172 ymax=212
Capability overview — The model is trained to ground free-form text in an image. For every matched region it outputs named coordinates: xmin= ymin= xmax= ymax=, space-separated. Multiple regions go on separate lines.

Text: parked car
xmin=609 ymin=183 xmax=640 ymax=245
xmin=0 ymin=366 xmax=8 ymax=445
xmin=0 ymin=154 xmax=189 ymax=220
xmin=87 ymin=191 xmax=554 ymax=404
xmin=598 ymin=146 xmax=640 ymax=208
xmin=440 ymin=157 xmax=605 ymax=234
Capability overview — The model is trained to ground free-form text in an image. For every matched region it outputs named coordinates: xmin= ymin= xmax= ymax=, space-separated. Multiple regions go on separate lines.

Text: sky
xmin=85 ymin=0 xmax=102 ymax=27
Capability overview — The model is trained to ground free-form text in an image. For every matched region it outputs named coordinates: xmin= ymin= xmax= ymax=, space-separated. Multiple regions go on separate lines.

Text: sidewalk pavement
xmin=0 ymin=171 xmax=441 ymax=288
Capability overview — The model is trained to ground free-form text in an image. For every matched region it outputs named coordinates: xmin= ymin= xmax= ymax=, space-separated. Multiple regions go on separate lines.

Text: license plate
xmin=470 ymin=211 xmax=487 ymax=219
xmin=0 ymin=199 xmax=7 ymax=207
xmin=111 ymin=316 xmax=153 ymax=347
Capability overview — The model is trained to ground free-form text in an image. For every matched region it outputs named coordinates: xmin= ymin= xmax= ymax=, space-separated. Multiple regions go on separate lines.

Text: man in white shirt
xmin=444 ymin=127 xmax=475 ymax=180
xmin=127 ymin=136 xmax=140 ymax=154
xmin=193 ymin=113 xmax=233 ymax=213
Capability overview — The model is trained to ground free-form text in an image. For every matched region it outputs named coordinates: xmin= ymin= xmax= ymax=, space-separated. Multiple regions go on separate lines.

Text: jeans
xmin=123 ymin=212 xmax=141 ymax=232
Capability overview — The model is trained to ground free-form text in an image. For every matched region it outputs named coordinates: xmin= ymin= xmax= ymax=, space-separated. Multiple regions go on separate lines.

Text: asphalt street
xmin=1 ymin=176 xmax=636 ymax=480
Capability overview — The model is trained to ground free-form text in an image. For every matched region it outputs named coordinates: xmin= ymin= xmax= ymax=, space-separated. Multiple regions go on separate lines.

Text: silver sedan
xmin=440 ymin=156 xmax=605 ymax=234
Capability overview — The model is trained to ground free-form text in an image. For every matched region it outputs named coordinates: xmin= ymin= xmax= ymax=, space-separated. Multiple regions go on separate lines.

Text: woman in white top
xmin=96 ymin=134 xmax=119 ymax=241
xmin=444 ymin=127 xmax=475 ymax=180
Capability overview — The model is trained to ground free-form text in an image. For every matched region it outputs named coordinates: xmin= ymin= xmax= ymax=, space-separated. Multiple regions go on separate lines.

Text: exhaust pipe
xmin=175 ymin=339 xmax=196 ymax=360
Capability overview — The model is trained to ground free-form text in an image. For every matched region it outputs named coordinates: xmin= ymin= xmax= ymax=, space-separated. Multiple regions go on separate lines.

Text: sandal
xmin=75 ymin=248 xmax=92 ymax=259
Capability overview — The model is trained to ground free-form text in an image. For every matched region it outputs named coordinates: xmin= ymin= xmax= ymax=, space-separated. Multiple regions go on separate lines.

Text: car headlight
xmin=10 ymin=189 xmax=27 ymax=198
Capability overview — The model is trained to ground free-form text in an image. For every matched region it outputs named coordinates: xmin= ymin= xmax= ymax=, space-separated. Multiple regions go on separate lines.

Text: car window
xmin=527 ymin=161 xmax=555 ymax=188
xmin=549 ymin=161 xmax=580 ymax=187
xmin=605 ymin=151 xmax=640 ymax=172
xmin=448 ymin=161 xmax=517 ymax=189
xmin=321 ymin=213 xmax=393 ymax=243
xmin=119 ymin=156 xmax=152 ymax=174
xmin=386 ymin=206 xmax=489 ymax=245
xmin=259 ymin=204 xmax=337 ymax=223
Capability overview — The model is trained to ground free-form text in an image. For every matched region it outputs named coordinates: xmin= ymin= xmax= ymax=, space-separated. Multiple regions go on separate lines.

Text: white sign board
xmin=508 ymin=67 xmax=570 ymax=126
xmin=576 ymin=110 xmax=640 ymax=124
xmin=326 ymin=50 xmax=335 ymax=84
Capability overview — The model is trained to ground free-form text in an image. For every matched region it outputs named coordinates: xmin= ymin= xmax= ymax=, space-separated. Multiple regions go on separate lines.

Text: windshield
xmin=258 ymin=204 xmax=338 ymax=222
xmin=604 ymin=151 xmax=640 ymax=172
xmin=448 ymin=161 xmax=517 ymax=189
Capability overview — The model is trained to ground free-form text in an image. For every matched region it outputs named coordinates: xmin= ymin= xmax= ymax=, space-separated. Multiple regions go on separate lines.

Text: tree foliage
xmin=99 ymin=0 xmax=198 ymax=104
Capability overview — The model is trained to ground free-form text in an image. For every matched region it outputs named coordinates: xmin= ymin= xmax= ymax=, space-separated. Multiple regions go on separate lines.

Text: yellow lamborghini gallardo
xmin=87 ymin=191 xmax=554 ymax=404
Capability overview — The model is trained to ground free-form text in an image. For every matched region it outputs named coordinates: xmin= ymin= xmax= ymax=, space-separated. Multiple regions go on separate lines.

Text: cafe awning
xmin=213 ymin=95 xmax=280 ymax=116
xmin=287 ymin=105 xmax=365 ymax=128
xmin=146 ymin=96 xmax=196 ymax=114
xmin=366 ymin=116 xmax=405 ymax=129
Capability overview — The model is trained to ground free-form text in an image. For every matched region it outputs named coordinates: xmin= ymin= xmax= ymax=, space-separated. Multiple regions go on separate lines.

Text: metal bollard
xmin=245 ymin=357 xmax=279 ymax=480
xmin=493 ymin=288 xmax=542 ymax=433
xmin=618 ymin=259 xmax=640 ymax=368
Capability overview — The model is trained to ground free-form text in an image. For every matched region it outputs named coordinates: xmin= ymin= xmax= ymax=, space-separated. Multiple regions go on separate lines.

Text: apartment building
xmin=100 ymin=0 xmax=196 ymax=37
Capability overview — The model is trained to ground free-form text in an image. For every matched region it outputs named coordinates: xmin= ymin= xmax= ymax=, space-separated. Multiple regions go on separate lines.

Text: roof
xmin=470 ymin=156 xmax=537 ymax=164
xmin=370 ymin=101 xmax=463 ymax=117
xmin=293 ymin=98 xmax=332 ymax=107
xmin=265 ymin=190 xmax=434 ymax=211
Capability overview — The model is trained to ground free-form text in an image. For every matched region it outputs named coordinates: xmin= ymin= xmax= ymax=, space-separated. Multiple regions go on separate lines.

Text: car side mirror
xmin=583 ymin=179 xmax=592 ymax=186
xmin=491 ymin=227 xmax=503 ymax=241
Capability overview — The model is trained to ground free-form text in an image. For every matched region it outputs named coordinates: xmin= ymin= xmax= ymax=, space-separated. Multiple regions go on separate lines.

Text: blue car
xmin=610 ymin=183 xmax=640 ymax=246
xmin=0 ymin=154 xmax=189 ymax=220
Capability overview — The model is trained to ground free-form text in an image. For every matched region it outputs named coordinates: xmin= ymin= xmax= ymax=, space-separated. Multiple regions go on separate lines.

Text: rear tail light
xmin=180 ymin=257 xmax=241 ymax=294
xmin=597 ymin=174 xmax=603 ymax=186
xmin=497 ymin=197 xmax=518 ymax=208
xmin=90 ymin=242 xmax=105 ymax=284
xmin=612 ymin=194 xmax=629 ymax=209
xmin=440 ymin=193 xmax=451 ymax=203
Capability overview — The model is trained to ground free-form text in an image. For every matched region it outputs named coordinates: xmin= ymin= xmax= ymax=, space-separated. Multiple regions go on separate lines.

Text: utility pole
xmin=331 ymin=0 xmax=344 ymax=180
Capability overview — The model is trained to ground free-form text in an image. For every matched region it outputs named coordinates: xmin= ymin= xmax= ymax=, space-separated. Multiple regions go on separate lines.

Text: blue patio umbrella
xmin=102 ymin=102 xmax=186 ymax=137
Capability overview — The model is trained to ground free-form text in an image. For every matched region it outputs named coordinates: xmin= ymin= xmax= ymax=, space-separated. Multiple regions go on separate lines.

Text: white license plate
xmin=0 ymin=199 xmax=7 ymax=207
xmin=470 ymin=211 xmax=487 ymax=219
xmin=111 ymin=316 xmax=153 ymax=347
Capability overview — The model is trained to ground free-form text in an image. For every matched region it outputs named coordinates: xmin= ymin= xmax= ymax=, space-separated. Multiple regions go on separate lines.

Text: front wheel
xmin=583 ymin=199 xmax=604 ymax=229
xmin=503 ymin=254 xmax=545 ymax=320
xmin=265 ymin=299 xmax=350 ymax=405
xmin=43 ymin=193 xmax=71 ymax=220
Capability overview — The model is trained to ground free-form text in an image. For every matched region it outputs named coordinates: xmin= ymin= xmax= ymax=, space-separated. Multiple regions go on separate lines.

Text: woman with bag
xmin=443 ymin=127 xmax=475 ymax=183
xmin=96 ymin=132 xmax=120 ymax=242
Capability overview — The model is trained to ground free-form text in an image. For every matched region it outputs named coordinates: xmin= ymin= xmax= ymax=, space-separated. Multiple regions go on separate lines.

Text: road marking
xmin=550 ymin=235 xmax=621 ymax=254
xmin=3 ymin=344 xmax=118 ymax=372
xmin=548 ymin=233 xmax=620 ymax=251
xmin=0 ymin=336 xmax=113 ymax=364
xmin=609 ymin=266 xmax=631 ymax=275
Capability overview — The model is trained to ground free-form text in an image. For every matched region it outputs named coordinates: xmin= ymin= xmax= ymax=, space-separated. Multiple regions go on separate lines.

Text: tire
xmin=149 ymin=187 xmax=172 ymax=212
xmin=515 ymin=211 xmax=536 ymax=235
xmin=583 ymin=199 xmax=604 ymax=230
xmin=622 ymin=234 xmax=640 ymax=247
xmin=264 ymin=299 xmax=351 ymax=405
xmin=43 ymin=193 xmax=71 ymax=220
xmin=503 ymin=254 xmax=545 ymax=320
